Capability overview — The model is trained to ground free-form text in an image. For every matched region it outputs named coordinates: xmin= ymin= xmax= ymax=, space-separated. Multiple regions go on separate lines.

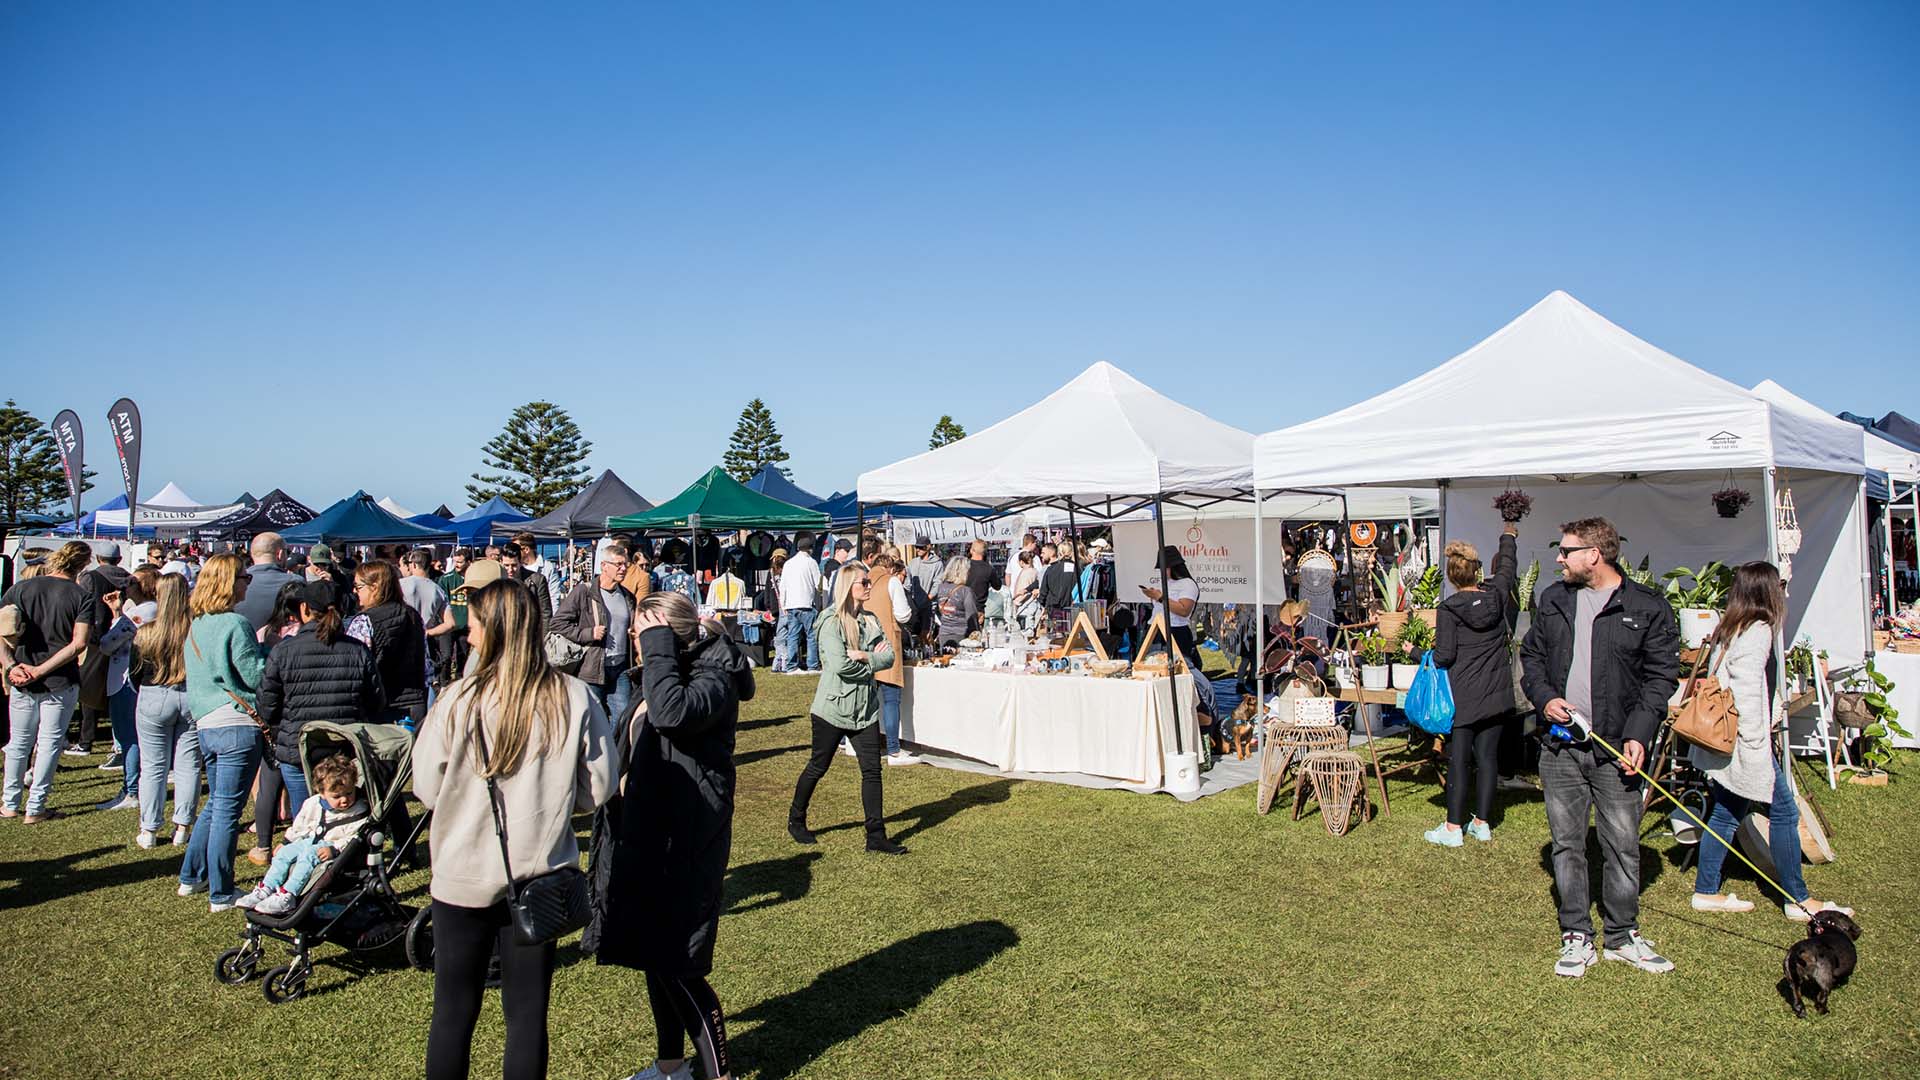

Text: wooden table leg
xmin=1363 ymin=718 xmax=1391 ymax=817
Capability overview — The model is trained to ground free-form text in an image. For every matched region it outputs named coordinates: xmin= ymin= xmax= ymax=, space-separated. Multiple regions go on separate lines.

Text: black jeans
xmin=1446 ymin=716 xmax=1504 ymax=827
xmin=253 ymin=760 xmax=284 ymax=848
xmin=426 ymin=899 xmax=556 ymax=1080
xmin=790 ymin=716 xmax=886 ymax=840
xmin=646 ymin=972 xmax=731 ymax=1076
xmin=1171 ymin=625 xmax=1205 ymax=674
xmin=1539 ymin=741 xmax=1645 ymax=947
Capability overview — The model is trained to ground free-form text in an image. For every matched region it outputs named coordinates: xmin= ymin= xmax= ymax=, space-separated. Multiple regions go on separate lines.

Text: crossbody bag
xmin=473 ymin=722 xmax=591 ymax=946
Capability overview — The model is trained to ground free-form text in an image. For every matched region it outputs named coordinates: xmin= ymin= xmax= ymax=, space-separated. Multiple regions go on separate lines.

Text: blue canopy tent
xmin=55 ymin=494 xmax=156 ymax=539
xmin=283 ymin=491 xmax=456 ymax=546
xmin=812 ymin=491 xmax=991 ymax=530
xmin=743 ymin=465 xmax=823 ymax=510
xmin=449 ymin=495 xmax=532 ymax=544
xmin=408 ymin=512 xmax=458 ymax=533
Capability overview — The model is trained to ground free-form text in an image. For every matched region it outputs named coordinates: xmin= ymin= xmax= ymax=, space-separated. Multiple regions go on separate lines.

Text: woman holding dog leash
xmin=1688 ymin=561 xmax=1852 ymax=921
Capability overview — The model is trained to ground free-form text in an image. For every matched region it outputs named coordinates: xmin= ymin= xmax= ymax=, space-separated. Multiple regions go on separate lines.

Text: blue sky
xmin=4 ymin=1 xmax=1916 ymax=513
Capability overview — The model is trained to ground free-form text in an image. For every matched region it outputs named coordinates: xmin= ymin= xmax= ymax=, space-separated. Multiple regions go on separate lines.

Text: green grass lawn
xmin=3 ymin=671 xmax=1916 ymax=1080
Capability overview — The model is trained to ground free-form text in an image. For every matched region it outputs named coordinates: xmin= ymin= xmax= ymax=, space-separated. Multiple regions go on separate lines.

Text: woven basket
xmin=1375 ymin=611 xmax=1409 ymax=640
xmin=1873 ymin=630 xmax=1892 ymax=652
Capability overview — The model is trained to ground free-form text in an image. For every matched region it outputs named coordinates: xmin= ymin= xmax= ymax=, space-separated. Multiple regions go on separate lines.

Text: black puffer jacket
xmin=361 ymin=601 xmax=426 ymax=711
xmin=1433 ymin=532 xmax=1519 ymax=727
xmin=255 ymin=622 xmax=384 ymax=766
xmin=588 ymin=624 xmax=754 ymax=976
xmin=1521 ymin=573 xmax=1681 ymax=749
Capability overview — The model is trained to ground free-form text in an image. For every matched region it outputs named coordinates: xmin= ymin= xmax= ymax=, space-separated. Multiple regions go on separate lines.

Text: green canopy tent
xmin=609 ymin=467 xmax=828 ymax=583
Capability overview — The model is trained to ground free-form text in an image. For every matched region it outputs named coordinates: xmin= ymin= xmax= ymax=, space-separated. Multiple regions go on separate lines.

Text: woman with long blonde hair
xmin=178 ymin=552 xmax=268 ymax=912
xmin=414 ymin=578 xmax=618 ymax=1080
xmin=788 ymin=561 xmax=906 ymax=854
xmin=133 ymin=573 xmax=200 ymax=848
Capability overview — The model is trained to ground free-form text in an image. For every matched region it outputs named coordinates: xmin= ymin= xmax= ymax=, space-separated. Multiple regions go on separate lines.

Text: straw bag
xmin=1671 ymin=643 xmax=1737 ymax=754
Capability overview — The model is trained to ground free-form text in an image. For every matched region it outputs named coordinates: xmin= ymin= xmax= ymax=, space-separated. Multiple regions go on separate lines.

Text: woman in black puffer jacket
xmin=349 ymin=559 xmax=427 ymax=730
xmin=588 ymin=591 xmax=753 ymax=1080
xmin=1426 ymin=524 xmax=1519 ymax=848
xmin=255 ymin=581 xmax=383 ymax=810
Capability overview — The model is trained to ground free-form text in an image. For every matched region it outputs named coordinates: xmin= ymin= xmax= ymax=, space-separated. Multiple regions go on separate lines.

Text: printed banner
xmin=107 ymin=397 xmax=141 ymax=513
xmin=889 ymin=514 xmax=1026 ymax=546
xmin=1112 ymin=516 xmax=1290 ymax=605
xmin=49 ymin=409 xmax=83 ymax=527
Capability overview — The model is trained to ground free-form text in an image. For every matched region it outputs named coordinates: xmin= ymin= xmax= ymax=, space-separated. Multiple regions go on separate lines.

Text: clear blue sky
xmin=4 ymin=1 xmax=1916 ymax=513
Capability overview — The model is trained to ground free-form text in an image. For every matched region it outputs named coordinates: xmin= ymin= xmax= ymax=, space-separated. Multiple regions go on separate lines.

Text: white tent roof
xmin=1753 ymin=379 xmax=1913 ymax=482
xmin=858 ymin=361 xmax=1254 ymax=505
xmin=376 ymin=496 xmax=416 ymax=519
xmin=146 ymin=481 xmax=199 ymax=507
xmin=1253 ymin=291 xmax=1865 ymax=489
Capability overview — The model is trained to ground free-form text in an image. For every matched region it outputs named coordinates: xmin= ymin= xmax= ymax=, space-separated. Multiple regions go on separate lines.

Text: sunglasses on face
xmin=1556 ymin=545 xmax=1595 ymax=559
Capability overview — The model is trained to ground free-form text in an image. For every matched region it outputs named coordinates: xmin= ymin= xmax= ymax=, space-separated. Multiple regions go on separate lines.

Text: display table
xmin=901 ymin=666 xmax=1199 ymax=791
xmin=1872 ymin=649 xmax=1920 ymax=749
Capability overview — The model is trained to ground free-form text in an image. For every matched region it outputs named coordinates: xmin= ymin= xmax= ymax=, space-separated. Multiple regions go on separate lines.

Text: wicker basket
xmin=1375 ymin=610 xmax=1409 ymax=640
xmin=1874 ymin=630 xmax=1893 ymax=652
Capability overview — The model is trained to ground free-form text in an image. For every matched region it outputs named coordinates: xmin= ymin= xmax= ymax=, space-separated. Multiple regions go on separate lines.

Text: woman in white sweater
xmin=1689 ymin=562 xmax=1851 ymax=921
xmin=413 ymin=578 xmax=619 ymax=1080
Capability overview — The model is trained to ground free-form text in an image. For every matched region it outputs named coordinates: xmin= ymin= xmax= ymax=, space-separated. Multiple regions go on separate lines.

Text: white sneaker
xmin=208 ymin=900 xmax=236 ymax=914
xmin=885 ymin=751 xmax=923 ymax=766
xmin=235 ymin=883 xmax=275 ymax=910
xmin=95 ymin=794 xmax=138 ymax=811
xmin=136 ymin=830 xmax=157 ymax=849
xmin=1691 ymin=892 xmax=1755 ymax=913
xmin=838 ymin=739 xmax=856 ymax=757
xmin=177 ymin=881 xmax=207 ymax=897
xmin=1554 ymin=932 xmax=1596 ymax=978
xmin=253 ymin=889 xmax=297 ymax=916
xmin=1602 ymin=931 xmax=1675 ymax=973
xmin=171 ymin=825 xmax=190 ymax=846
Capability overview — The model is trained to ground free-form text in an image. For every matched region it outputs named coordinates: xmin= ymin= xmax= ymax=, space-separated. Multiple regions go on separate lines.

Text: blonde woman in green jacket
xmin=787 ymin=562 xmax=906 ymax=854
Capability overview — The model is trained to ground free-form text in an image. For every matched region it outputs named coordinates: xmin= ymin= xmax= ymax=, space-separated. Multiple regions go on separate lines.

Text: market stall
xmin=195 ymin=488 xmax=317 ymax=541
xmin=519 ymin=469 xmax=653 ymax=540
xmin=281 ymin=491 xmax=456 ymax=547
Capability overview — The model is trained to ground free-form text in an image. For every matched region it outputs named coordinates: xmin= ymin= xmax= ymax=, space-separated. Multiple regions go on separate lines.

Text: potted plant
xmin=1356 ymin=634 xmax=1392 ymax=691
xmin=1784 ymin=636 xmax=1816 ymax=696
xmin=1391 ymin=614 xmax=1434 ymax=688
xmin=1711 ymin=486 xmax=1753 ymax=518
xmin=1662 ymin=562 xmax=1733 ymax=648
xmin=1407 ymin=565 xmax=1442 ymax=628
xmin=1493 ymin=489 xmax=1533 ymax=523
xmin=1844 ymin=659 xmax=1910 ymax=785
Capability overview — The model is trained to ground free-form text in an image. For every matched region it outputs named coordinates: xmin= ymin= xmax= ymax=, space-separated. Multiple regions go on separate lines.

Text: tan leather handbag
xmin=1671 ymin=642 xmax=1738 ymax=754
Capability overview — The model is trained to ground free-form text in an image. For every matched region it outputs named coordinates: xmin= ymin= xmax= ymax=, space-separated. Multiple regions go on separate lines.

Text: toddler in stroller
xmin=236 ymin=752 xmax=369 ymax=916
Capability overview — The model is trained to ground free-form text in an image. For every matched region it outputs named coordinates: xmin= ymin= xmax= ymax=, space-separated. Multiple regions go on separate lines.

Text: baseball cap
xmin=456 ymin=558 xmax=507 ymax=594
xmin=308 ymin=543 xmax=335 ymax=566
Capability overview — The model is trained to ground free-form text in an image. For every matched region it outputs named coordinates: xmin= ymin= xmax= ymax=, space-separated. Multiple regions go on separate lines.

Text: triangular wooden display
xmin=1058 ymin=610 xmax=1110 ymax=660
xmin=1133 ymin=613 xmax=1185 ymax=673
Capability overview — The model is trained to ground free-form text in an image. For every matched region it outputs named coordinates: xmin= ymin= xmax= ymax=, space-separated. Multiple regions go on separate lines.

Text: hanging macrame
xmin=1775 ymin=485 xmax=1802 ymax=556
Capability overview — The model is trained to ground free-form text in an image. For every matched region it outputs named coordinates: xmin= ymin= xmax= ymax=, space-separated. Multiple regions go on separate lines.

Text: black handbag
xmin=475 ymin=725 xmax=591 ymax=946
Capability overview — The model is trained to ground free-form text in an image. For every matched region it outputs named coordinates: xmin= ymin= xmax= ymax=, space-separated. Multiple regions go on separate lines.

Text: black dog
xmin=1783 ymin=910 xmax=1861 ymax=1018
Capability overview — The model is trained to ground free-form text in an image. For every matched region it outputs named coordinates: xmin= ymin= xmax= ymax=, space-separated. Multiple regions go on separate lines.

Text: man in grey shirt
xmin=399 ymin=551 xmax=455 ymax=687
xmin=235 ymin=533 xmax=305 ymax=632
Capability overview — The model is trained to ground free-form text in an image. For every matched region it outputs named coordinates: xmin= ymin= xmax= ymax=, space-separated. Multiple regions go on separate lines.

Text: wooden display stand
xmin=1131 ymin=613 xmax=1187 ymax=675
xmin=1055 ymin=610 xmax=1110 ymax=661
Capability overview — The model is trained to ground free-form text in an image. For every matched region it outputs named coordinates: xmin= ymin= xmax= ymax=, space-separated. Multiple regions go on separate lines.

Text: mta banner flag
xmin=107 ymin=397 xmax=142 ymax=513
xmin=49 ymin=409 xmax=84 ymax=527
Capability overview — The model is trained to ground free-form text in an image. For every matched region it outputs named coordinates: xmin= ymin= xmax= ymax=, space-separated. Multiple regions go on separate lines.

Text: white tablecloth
xmin=901 ymin=667 xmax=1199 ymax=791
xmin=1871 ymin=650 xmax=1920 ymax=749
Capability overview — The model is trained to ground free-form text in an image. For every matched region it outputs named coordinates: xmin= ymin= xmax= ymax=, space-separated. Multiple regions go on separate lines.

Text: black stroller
xmin=214 ymin=721 xmax=433 ymax=1003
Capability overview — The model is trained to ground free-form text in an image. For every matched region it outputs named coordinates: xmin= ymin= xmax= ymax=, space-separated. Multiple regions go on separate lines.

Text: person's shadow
xmin=814 ymin=779 xmax=1015 ymax=843
xmin=730 ymin=920 xmax=1019 ymax=1080
xmin=0 ymin=846 xmax=178 ymax=912
xmin=725 ymin=851 xmax=822 ymax=916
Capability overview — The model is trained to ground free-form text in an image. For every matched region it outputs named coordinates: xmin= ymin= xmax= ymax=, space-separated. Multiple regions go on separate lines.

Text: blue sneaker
xmin=1423 ymin=823 xmax=1464 ymax=848
xmin=1466 ymin=819 xmax=1492 ymax=843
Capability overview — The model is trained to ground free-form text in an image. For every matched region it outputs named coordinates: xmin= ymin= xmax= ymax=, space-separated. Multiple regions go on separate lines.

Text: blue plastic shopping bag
xmin=1404 ymin=649 xmax=1455 ymax=735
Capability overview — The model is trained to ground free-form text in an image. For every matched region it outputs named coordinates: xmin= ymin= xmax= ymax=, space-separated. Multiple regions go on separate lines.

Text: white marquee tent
xmin=1254 ymin=291 xmax=1873 ymax=662
xmin=93 ymin=480 xmax=244 ymax=532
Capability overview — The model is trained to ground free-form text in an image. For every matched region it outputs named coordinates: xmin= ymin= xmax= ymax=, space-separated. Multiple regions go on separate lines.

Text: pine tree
xmin=722 ymin=398 xmax=790 ymax=482
xmin=466 ymin=401 xmax=593 ymax=518
xmin=929 ymin=414 xmax=967 ymax=449
xmin=0 ymin=400 xmax=85 ymax=521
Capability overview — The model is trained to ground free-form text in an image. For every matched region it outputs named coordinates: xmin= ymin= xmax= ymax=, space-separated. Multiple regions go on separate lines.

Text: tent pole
xmin=1153 ymin=493 xmax=1185 ymax=757
xmin=1763 ymin=467 xmax=1795 ymax=795
xmin=1885 ymin=495 xmax=1898 ymax=617
xmin=1253 ymin=485 xmax=1266 ymax=711
xmin=1859 ymin=476 xmax=1874 ymax=652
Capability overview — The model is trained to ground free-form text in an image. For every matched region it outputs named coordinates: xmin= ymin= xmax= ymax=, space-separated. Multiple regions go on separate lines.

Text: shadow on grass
xmin=736 ymin=743 xmax=808 ymax=768
xmin=0 ymin=845 xmax=179 ymax=911
xmin=813 ymin=779 xmax=1016 ymax=843
xmin=732 ymin=920 xmax=1019 ymax=1080
xmin=739 ymin=714 xmax=804 ymax=733
xmin=725 ymin=851 xmax=822 ymax=916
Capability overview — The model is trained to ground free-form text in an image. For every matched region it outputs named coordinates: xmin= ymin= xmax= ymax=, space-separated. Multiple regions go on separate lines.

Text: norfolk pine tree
xmin=0 ymin=400 xmax=91 ymax=521
xmin=722 ymin=398 xmax=791 ymax=481
xmin=466 ymin=401 xmax=593 ymax=518
xmin=929 ymin=415 xmax=967 ymax=449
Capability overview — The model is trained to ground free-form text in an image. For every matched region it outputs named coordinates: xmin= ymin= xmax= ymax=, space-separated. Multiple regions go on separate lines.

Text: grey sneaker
xmin=1554 ymin=932 xmax=1596 ymax=978
xmin=1603 ymin=931 xmax=1675 ymax=973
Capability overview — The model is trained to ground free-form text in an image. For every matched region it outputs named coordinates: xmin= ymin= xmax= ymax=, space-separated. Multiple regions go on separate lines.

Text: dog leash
xmin=1547 ymin=715 xmax=1814 ymax=921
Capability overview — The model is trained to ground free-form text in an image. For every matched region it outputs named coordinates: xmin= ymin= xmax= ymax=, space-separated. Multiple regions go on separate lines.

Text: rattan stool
xmin=1292 ymin=749 xmax=1369 ymax=836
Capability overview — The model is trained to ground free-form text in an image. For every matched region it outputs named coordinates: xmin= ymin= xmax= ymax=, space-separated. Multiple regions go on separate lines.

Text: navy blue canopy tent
xmin=283 ymin=491 xmax=456 ymax=545
xmin=448 ymin=495 xmax=531 ymax=544
xmin=743 ymin=465 xmax=823 ymax=510
xmin=813 ymin=491 xmax=991 ymax=530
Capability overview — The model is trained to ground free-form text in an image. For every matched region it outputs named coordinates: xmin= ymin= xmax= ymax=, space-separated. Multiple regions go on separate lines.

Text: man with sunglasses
xmin=1522 ymin=516 xmax=1681 ymax=978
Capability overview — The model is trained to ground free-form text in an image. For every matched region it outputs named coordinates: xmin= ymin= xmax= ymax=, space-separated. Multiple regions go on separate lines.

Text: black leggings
xmin=1447 ymin=715 xmax=1505 ymax=827
xmin=253 ymin=761 xmax=284 ymax=847
xmin=646 ymin=972 xmax=731 ymax=1076
xmin=789 ymin=715 xmax=886 ymax=840
xmin=426 ymin=899 xmax=556 ymax=1080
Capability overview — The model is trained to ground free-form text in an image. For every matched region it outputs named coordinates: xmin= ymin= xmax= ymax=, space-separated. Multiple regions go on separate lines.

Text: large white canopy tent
xmin=92 ymin=480 xmax=245 ymax=533
xmin=1253 ymin=290 xmax=1872 ymax=663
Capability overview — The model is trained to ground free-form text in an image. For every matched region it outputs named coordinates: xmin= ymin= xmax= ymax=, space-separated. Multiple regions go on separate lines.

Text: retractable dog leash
xmin=1548 ymin=710 xmax=1813 ymax=921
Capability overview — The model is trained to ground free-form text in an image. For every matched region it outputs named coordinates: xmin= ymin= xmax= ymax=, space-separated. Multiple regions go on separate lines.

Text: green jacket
xmin=184 ymin=612 xmax=266 ymax=721
xmin=809 ymin=608 xmax=895 ymax=731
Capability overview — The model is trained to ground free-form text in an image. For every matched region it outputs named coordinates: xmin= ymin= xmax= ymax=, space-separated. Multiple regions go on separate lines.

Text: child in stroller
xmin=236 ymin=752 xmax=369 ymax=916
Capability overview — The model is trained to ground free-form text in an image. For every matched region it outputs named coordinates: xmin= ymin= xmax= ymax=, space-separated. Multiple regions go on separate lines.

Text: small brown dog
xmin=1230 ymin=695 xmax=1260 ymax=760
xmin=1784 ymin=909 xmax=1861 ymax=1018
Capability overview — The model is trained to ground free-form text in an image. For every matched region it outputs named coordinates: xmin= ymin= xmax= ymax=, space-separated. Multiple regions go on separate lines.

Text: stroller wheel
xmin=262 ymin=963 xmax=308 ymax=1004
xmin=404 ymin=906 xmax=434 ymax=971
xmin=215 ymin=946 xmax=259 ymax=985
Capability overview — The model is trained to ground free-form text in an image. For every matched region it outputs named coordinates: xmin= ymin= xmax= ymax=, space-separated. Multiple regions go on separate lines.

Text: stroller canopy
xmin=298 ymin=721 xmax=415 ymax=823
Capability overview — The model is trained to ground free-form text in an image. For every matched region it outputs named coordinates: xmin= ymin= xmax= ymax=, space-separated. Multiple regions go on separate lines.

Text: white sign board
xmin=890 ymin=514 xmax=1026 ymax=547
xmin=1113 ymin=516 xmax=1289 ymax=605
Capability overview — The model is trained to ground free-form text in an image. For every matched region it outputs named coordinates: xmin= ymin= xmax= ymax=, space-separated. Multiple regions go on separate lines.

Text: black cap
xmin=833 ymin=539 xmax=853 ymax=553
xmin=300 ymin=580 xmax=339 ymax=612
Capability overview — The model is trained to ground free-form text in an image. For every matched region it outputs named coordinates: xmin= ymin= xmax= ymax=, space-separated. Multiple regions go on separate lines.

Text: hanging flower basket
xmin=1493 ymin=489 xmax=1533 ymax=523
xmin=1711 ymin=487 xmax=1752 ymax=518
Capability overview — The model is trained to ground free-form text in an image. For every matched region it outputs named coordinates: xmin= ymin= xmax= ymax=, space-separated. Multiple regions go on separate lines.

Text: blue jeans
xmin=781 ymin=607 xmax=818 ymax=671
xmin=587 ymin=668 xmax=633 ymax=727
xmin=280 ymin=761 xmax=311 ymax=815
xmin=3 ymin=685 xmax=77 ymax=816
xmin=879 ymin=683 xmax=903 ymax=756
xmin=264 ymin=836 xmax=329 ymax=896
xmin=179 ymin=723 xmax=263 ymax=904
xmin=772 ymin=611 xmax=794 ymax=671
xmin=135 ymin=685 xmax=200 ymax=834
xmin=109 ymin=685 xmax=140 ymax=799
xmin=1695 ymin=758 xmax=1810 ymax=903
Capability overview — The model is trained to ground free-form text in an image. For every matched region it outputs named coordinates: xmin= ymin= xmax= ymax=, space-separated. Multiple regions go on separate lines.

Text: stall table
xmin=902 ymin=666 xmax=1199 ymax=792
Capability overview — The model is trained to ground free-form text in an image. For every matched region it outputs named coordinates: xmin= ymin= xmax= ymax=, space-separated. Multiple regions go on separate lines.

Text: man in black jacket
xmin=1522 ymin=516 xmax=1681 ymax=979
xmin=552 ymin=542 xmax=636 ymax=724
